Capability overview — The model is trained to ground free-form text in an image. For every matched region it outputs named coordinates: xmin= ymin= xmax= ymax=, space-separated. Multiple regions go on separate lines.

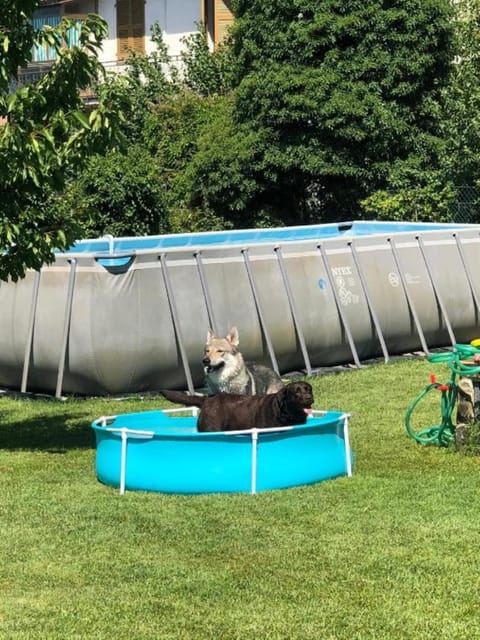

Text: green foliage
xmin=441 ymin=0 xmax=480 ymax=188
xmin=181 ymin=24 xmax=236 ymax=97
xmin=183 ymin=94 xmax=284 ymax=228
xmin=0 ymin=0 xmax=37 ymax=90
xmin=360 ymin=147 xmax=456 ymax=222
xmin=88 ymin=2 xmax=459 ymax=230
xmin=65 ymin=26 xmax=237 ymax=236
xmin=60 ymin=145 xmax=169 ymax=238
xmin=142 ymin=90 xmax=229 ymax=231
xmin=361 ymin=182 xmax=456 ymax=223
xmin=64 ymin=6 xmax=459 ymax=232
xmin=55 ymin=22 xmax=183 ymax=239
xmin=369 ymin=0 xmax=480 ymax=223
xmin=219 ymin=0 xmax=455 ymax=221
xmin=0 ymin=10 xmax=127 ymax=281
xmin=119 ymin=21 xmax=180 ymax=140
xmin=10 ymin=1 xmax=476 ymax=253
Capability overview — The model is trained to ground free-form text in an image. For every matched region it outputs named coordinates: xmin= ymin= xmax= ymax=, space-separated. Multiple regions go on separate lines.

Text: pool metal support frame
xmin=343 ymin=413 xmax=353 ymax=478
xmin=21 ymin=269 xmax=41 ymax=393
xmin=101 ymin=411 xmax=353 ymax=495
xmin=316 ymin=244 xmax=362 ymax=368
xmin=416 ymin=236 xmax=456 ymax=348
xmin=241 ymin=248 xmax=281 ymax=375
xmin=194 ymin=251 xmax=219 ymax=335
xmin=117 ymin=427 xmax=155 ymax=495
xmin=387 ymin=237 xmax=430 ymax=356
xmin=159 ymin=253 xmax=195 ymax=394
xmin=453 ymin=233 xmax=480 ymax=324
xmin=274 ymin=246 xmax=313 ymax=376
xmin=348 ymin=241 xmax=390 ymax=364
xmin=55 ymin=258 xmax=77 ymax=399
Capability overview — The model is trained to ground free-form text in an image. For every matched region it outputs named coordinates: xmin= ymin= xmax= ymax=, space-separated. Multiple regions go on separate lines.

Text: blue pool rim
xmin=91 ymin=408 xmax=353 ymax=495
xmin=67 ymin=220 xmax=476 ymax=258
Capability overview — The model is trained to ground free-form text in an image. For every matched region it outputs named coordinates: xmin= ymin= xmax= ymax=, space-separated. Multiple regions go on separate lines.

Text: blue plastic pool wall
xmin=1 ymin=220 xmax=480 ymax=396
xmin=92 ymin=410 xmax=351 ymax=494
xmin=255 ymin=418 xmax=350 ymax=491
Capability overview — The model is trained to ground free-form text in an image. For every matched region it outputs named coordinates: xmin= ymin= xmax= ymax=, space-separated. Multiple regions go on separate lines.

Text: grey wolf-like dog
xmin=202 ymin=326 xmax=284 ymax=395
xmin=161 ymin=382 xmax=314 ymax=432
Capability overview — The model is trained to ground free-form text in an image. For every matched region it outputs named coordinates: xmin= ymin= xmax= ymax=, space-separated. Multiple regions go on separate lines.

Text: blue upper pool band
xmin=70 ymin=220 xmax=475 ymax=256
xmin=91 ymin=408 xmax=353 ymax=495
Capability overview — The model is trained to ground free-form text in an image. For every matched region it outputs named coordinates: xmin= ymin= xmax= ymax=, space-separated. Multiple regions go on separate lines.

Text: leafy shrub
xmin=62 ymin=146 xmax=169 ymax=238
xmin=361 ymin=181 xmax=456 ymax=222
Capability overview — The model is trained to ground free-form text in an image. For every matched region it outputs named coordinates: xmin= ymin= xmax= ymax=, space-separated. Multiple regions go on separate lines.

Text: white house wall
xmin=96 ymin=0 xmax=117 ymax=64
xmin=149 ymin=0 xmax=201 ymax=58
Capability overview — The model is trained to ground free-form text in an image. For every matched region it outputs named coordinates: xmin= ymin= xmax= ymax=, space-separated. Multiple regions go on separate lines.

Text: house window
xmin=33 ymin=17 xmax=61 ymax=62
xmin=32 ymin=7 xmax=84 ymax=63
xmin=117 ymin=0 xmax=145 ymax=60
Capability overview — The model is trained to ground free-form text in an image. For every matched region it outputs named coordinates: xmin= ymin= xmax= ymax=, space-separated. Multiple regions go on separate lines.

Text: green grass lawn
xmin=1 ymin=357 xmax=479 ymax=640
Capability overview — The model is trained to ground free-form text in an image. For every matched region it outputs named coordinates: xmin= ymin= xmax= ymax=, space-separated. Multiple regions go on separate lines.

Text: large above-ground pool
xmin=91 ymin=408 xmax=352 ymax=494
xmin=1 ymin=220 xmax=480 ymax=396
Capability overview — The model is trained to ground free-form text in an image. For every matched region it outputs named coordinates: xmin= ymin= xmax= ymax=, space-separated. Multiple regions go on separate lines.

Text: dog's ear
xmin=206 ymin=328 xmax=214 ymax=343
xmin=227 ymin=326 xmax=239 ymax=347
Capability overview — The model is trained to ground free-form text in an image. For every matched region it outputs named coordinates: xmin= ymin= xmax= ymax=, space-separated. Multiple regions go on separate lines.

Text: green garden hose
xmin=405 ymin=343 xmax=480 ymax=447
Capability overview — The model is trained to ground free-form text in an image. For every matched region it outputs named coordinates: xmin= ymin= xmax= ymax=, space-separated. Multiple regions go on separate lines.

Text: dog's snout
xmin=202 ymin=356 xmax=210 ymax=365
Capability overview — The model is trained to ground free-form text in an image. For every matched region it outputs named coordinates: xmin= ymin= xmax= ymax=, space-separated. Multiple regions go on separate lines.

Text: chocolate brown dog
xmin=160 ymin=381 xmax=314 ymax=432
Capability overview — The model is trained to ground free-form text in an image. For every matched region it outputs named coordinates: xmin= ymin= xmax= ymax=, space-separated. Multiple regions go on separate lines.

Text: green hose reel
xmin=405 ymin=342 xmax=480 ymax=447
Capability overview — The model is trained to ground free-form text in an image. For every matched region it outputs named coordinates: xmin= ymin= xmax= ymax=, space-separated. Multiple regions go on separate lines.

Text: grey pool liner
xmin=1 ymin=220 xmax=479 ymax=396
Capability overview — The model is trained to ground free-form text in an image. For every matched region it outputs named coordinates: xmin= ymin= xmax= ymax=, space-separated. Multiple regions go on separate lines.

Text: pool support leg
xmin=250 ymin=430 xmax=258 ymax=495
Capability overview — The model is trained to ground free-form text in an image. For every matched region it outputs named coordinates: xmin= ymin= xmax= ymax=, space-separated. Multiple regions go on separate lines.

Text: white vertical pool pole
xmin=120 ymin=429 xmax=128 ymax=495
xmin=250 ymin=430 xmax=259 ymax=494
xmin=343 ymin=414 xmax=353 ymax=477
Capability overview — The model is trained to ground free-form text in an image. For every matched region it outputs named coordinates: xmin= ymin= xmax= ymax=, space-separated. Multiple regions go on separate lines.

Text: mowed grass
xmin=1 ymin=357 xmax=479 ymax=640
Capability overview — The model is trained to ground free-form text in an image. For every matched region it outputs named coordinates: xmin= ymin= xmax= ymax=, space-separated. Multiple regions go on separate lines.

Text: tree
xmin=362 ymin=0 xmax=480 ymax=223
xmin=184 ymin=94 xmax=287 ymax=229
xmin=62 ymin=24 xmax=234 ymax=236
xmin=187 ymin=0 xmax=455 ymax=224
xmin=60 ymin=145 xmax=170 ymax=238
xmin=441 ymin=0 xmax=480 ymax=188
xmin=180 ymin=23 xmax=236 ymax=97
xmin=0 ymin=3 xmax=127 ymax=281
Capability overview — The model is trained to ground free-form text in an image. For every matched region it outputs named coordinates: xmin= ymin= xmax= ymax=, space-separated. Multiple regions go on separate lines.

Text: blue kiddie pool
xmin=91 ymin=408 xmax=353 ymax=494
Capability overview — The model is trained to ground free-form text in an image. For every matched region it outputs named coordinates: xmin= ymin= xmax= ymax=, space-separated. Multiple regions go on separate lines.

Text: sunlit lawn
xmin=0 ymin=356 xmax=479 ymax=639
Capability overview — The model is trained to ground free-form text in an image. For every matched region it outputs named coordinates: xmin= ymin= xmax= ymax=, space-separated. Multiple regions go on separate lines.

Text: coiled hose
xmin=405 ymin=343 xmax=480 ymax=446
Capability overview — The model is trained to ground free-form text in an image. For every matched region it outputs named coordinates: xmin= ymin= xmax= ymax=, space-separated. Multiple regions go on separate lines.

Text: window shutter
xmin=116 ymin=0 xmax=130 ymax=59
xmin=214 ymin=0 xmax=233 ymax=46
xmin=117 ymin=0 xmax=145 ymax=59
xmin=130 ymin=0 xmax=145 ymax=54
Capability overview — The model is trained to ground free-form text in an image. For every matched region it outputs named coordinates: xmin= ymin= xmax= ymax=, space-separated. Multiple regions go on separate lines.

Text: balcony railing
xmin=16 ymin=63 xmax=52 ymax=88
xmin=12 ymin=51 xmax=184 ymax=103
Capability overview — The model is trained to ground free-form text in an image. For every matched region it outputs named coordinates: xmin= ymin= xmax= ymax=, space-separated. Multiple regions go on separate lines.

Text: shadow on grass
xmin=0 ymin=412 xmax=95 ymax=452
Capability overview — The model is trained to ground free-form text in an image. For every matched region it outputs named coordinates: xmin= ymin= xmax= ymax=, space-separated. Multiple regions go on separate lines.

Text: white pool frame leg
xmin=343 ymin=414 xmax=353 ymax=477
xmin=250 ymin=430 xmax=259 ymax=494
xmin=98 ymin=425 xmax=154 ymax=495
xmin=120 ymin=429 xmax=128 ymax=495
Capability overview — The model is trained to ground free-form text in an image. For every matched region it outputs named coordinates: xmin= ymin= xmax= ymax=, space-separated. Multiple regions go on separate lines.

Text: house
xmin=25 ymin=0 xmax=234 ymax=82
